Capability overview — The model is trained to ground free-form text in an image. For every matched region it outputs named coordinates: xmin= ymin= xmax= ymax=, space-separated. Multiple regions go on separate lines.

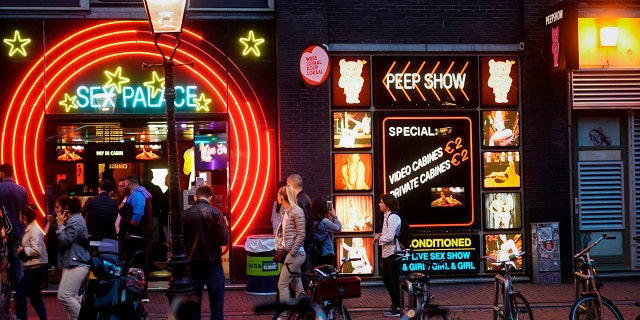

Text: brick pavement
xmin=20 ymin=277 xmax=640 ymax=319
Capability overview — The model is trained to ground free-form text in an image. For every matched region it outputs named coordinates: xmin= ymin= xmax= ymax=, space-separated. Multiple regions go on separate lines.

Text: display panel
xmin=334 ymin=195 xmax=373 ymax=232
xmin=480 ymin=57 xmax=519 ymax=106
xmin=333 ymin=153 xmax=372 ymax=191
xmin=484 ymin=192 xmax=521 ymax=229
xmin=56 ymin=145 xmax=84 ymax=162
xmin=482 ymin=110 xmax=519 ymax=147
xmin=430 ymin=187 xmax=464 ymax=207
xmin=381 ymin=115 xmax=475 ymax=227
xmin=195 ymin=134 xmax=228 ymax=171
xmin=399 ymin=234 xmax=480 ymax=274
xmin=482 ymin=151 xmax=520 ymax=188
xmin=332 ymin=111 xmax=372 ymax=149
xmin=331 ymin=57 xmax=371 ymax=108
xmin=134 ymin=144 xmax=163 ymax=161
xmin=336 ymin=237 xmax=374 ymax=274
xmin=484 ymin=233 xmax=523 ymax=271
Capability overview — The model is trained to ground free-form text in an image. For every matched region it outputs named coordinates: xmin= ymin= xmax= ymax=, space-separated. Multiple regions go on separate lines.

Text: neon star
xmin=143 ymin=71 xmax=165 ymax=99
xmin=3 ymin=30 xmax=31 ymax=57
xmin=239 ymin=30 xmax=265 ymax=57
xmin=59 ymin=93 xmax=78 ymax=113
xmin=103 ymin=67 xmax=130 ymax=94
xmin=194 ymin=93 xmax=212 ymax=112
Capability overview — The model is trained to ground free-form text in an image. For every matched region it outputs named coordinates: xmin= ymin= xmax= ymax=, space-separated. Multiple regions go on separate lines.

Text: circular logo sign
xmin=299 ymin=44 xmax=330 ymax=87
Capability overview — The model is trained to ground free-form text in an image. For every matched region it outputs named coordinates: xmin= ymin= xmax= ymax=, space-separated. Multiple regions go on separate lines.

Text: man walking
xmin=123 ymin=174 xmax=153 ymax=302
xmin=0 ymin=163 xmax=29 ymax=289
xmin=182 ymin=185 xmax=229 ymax=320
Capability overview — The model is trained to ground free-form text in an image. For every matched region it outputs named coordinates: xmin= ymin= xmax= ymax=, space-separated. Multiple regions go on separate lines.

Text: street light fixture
xmin=142 ymin=0 xmax=193 ymax=303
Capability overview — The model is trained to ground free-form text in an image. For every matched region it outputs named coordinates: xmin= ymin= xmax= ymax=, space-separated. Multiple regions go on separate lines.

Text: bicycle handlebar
xmin=479 ymin=252 xmax=525 ymax=264
xmin=574 ymin=234 xmax=615 ymax=259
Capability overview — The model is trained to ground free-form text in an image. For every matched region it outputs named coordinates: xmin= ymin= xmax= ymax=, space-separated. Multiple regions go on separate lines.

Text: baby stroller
xmin=78 ymin=239 xmax=147 ymax=320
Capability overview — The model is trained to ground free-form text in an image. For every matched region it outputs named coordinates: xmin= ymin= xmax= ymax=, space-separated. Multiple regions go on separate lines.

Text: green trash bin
xmin=245 ymin=234 xmax=279 ymax=295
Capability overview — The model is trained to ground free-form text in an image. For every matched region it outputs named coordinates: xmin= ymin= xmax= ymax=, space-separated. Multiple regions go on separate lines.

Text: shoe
xmin=382 ymin=308 xmax=401 ymax=317
xmin=141 ymin=298 xmax=150 ymax=303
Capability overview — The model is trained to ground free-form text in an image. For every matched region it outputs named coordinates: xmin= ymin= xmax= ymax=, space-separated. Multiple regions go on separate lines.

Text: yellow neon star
xmin=3 ymin=30 xmax=31 ymax=57
xmin=239 ymin=30 xmax=265 ymax=57
xmin=194 ymin=93 xmax=212 ymax=112
xmin=143 ymin=71 xmax=165 ymax=99
xmin=59 ymin=93 xmax=78 ymax=113
xmin=103 ymin=67 xmax=130 ymax=94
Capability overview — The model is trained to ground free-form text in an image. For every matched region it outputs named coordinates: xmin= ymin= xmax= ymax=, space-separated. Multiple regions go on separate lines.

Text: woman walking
xmin=275 ymin=185 xmax=306 ymax=304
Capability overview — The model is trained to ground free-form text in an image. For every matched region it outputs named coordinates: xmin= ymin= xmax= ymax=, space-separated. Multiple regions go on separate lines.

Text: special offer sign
xmin=381 ymin=115 xmax=476 ymax=228
xmin=299 ymin=44 xmax=330 ymax=87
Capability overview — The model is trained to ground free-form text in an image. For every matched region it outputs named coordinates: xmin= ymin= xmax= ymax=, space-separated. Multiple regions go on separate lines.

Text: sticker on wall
xmin=299 ymin=43 xmax=331 ymax=87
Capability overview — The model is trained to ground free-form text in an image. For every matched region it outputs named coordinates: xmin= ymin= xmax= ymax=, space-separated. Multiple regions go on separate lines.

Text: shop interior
xmin=44 ymin=117 xmax=229 ymax=278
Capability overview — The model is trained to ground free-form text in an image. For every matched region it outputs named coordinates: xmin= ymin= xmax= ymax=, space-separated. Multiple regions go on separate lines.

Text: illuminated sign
xmin=543 ymin=0 xmax=578 ymax=73
xmin=484 ymin=233 xmax=523 ymax=271
xmin=481 ymin=57 xmax=519 ymax=106
xmin=299 ymin=44 xmax=330 ymax=87
xmin=482 ymin=151 xmax=520 ymax=188
xmin=398 ymin=235 xmax=480 ymax=274
xmin=3 ymin=30 xmax=31 ymax=57
xmin=381 ymin=115 xmax=475 ymax=227
xmin=332 ymin=111 xmax=372 ymax=149
xmin=239 ymin=30 xmax=265 ymax=57
xmin=195 ymin=134 xmax=228 ymax=171
xmin=482 ymin=110 xmax=520 ymax=147
xmin=331 ymin=56 xmax=370 ymax=106
xmin=373 ymin=56 xmax=478 ymax=108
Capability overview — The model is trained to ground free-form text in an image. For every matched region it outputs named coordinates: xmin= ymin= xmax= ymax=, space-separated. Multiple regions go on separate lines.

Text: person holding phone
xmin=55 ymin=196 xmax=90 ymax=320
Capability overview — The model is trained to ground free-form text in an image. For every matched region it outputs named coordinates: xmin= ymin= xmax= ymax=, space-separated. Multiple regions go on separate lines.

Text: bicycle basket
xmin=316 ymin=276 xmax=361 ymax=300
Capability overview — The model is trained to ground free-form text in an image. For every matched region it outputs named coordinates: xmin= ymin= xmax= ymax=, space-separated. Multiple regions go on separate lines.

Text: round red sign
xmin=299 ymin=44 xmax=330 ymax=87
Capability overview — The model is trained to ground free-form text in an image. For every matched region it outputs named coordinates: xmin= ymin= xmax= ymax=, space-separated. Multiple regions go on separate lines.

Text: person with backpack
xmin=373 ymin=193 xmax=402 ymax=317
xmin=310 ymin=196 xmax=341 ymax=267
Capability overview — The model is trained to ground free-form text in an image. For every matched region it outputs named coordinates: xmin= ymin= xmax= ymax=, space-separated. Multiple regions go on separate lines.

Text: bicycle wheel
xmin=509 ymin=293 xmax=533 ymax=320
xmin=569 ymin=295 xmax=623 ymax=320
xmin=324 ymin=302 xmax=351 ymax=320
xmin=273 ymin=309 xmax=320 ymax=320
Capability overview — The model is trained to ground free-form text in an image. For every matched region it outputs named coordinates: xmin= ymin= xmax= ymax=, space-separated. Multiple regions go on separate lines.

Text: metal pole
xmin=162 ymin=55 xmax=193 ymax=302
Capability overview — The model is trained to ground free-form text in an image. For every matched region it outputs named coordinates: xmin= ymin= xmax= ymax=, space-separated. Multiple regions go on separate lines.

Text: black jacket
xmin=83 ymin=192 xmax=118 ymax=241
xmin=182 ymin=199 xmax=229 ymax=263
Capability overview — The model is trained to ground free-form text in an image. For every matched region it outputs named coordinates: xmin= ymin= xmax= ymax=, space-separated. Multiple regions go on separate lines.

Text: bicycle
xmin=396 ymin=249 xmax=448 ymax=320
xmin=481 ymin=252 xmax=533 ymax=320
xmin=272 ymin=257 xmax=362 ymax=320
xmin=569 ymin=234 xmax=623 ymax=320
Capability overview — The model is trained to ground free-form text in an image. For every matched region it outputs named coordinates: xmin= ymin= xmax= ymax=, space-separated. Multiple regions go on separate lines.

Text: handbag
xmin=273 ymin=249 xmax=287 ymax=263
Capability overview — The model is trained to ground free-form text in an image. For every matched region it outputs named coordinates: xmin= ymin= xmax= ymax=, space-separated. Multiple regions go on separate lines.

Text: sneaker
xmin=382 ymin=308 xmax=401 ymax=317
xmin=141 ymin=298 xmax=150 ymax=303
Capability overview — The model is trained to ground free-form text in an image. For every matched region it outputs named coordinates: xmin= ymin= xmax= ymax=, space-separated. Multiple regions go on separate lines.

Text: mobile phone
xmin=326 ymin=201 xmax=333 ymax=210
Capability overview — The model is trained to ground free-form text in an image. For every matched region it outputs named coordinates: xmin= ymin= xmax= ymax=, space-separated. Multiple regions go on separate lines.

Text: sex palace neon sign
xmin=1 ymin=21 xmax=274 ymax=246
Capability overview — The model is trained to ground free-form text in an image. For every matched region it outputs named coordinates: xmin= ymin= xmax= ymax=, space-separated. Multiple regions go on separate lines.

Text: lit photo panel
xmin=482 ymin=151 xmax=520 ymax=188
xmin=333 ymin=153 xmax=372 ymax=191
xmin=56 ymin=145 xmax=84 ymax=162
xmin=484 ymin=233 xmax=523 ymax=271
xmin=336 ymin=237 xmax=374 ymax=274
xmin=484 ymin=192 xmax=521 ymax=229
xmin=332 ymin=111 xmax=372 ymax=149
xmin=334 ymin=195 xmax=373 ymax=232
xmin=482 ymin=110 xmax=520 ymax=147
xmin=430 ymin=187 xmax=465 ymax=207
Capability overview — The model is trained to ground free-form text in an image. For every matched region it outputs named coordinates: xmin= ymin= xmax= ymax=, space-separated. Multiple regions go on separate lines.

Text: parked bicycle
xmin=481 ymin=252 xmax=533 ymax=320
xmin=570 ymin=234 xmax=622 ymax=320
xmin=396 ymin=249 xmax=448 ymax=320
xmin=270 ymin=257 xmax=362 ymax=320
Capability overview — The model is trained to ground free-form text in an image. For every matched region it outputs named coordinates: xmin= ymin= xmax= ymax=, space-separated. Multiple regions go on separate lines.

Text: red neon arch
xmin=1 ymin=21 xmax=273 ymax=245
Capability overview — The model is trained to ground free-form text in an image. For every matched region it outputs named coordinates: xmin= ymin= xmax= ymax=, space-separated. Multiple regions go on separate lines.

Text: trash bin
xmin=245 ymin=234 xmax=279 ymax=295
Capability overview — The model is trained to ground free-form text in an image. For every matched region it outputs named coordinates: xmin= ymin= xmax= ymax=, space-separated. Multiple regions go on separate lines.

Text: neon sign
xmin=239 ymin=30 xmax=264 ymax=57
xmin=3 ymin=30 xmax=31 ymax=57
xmin=373 ymin=56 xmax=479 ymax=107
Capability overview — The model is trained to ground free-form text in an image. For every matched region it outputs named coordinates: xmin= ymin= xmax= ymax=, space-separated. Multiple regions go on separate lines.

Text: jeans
xmin=8 ymin=239 xmax=24 ymax=289
xmin=382 ymin=254 xmax=401 ymax=310
xmin=277 ymin=250 xmax=305 ymax=304
xmin=187 ymin=261 xmax=225 ymax=320
xmin=58 ymin=265 xmax=89 ymax=320
xmin=15 ymin=265 xmax=47 ymax=320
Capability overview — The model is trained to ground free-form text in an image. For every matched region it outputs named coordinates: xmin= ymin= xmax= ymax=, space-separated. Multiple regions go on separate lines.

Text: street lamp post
xmin=142 ymin=0 xmax=194 ymax=303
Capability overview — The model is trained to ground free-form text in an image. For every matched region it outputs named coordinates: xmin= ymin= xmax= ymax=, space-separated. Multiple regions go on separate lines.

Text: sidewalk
xmin=27 ymin=277 xmax=640 ymax=319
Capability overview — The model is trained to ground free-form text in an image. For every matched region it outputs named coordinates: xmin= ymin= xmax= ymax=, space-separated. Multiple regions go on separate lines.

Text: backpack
xmin=310 ymin=220 xmax=329 ymax=264
xmin=392 ymin=213 xmax=412 ymax=250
